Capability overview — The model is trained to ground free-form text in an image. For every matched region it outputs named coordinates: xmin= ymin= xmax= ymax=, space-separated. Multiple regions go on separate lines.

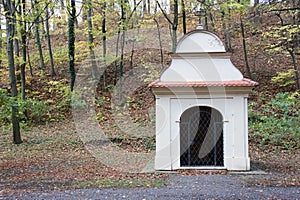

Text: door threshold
xmin=179 ymin=166 xmax=226 ymax=170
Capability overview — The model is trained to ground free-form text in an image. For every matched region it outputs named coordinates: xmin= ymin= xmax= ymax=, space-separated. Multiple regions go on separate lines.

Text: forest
xmin=0 ymin=0 xmax=299 ymax=194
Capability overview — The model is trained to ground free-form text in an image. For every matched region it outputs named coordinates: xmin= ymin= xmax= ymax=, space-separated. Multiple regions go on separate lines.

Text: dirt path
xmin=2 ymin=175 xmax=299 ymax=200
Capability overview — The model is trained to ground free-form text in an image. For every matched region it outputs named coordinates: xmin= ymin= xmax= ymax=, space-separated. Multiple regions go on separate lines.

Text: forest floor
xmin=0 ymin=119 xmax=299 ymax=196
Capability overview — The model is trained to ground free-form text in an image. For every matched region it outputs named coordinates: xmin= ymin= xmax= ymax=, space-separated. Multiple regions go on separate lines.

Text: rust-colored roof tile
xmin=149 ymin=78 xmax=259 ymax=88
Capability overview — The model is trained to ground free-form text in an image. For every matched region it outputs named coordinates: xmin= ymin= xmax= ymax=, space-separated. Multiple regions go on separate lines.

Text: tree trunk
xmin=143 ymin=0 xmax=147 ymax=14
xmin=172 ymin=0 xmax=178 ymax=52
xmin=12 ymin=3 xmax=20 ymax=84
xmin=32 ymin=0 xmax=45 ymax=69
xmin=68 ymin=0 xmax=76 ymax=91
xmin=287 ymin=49 xmax=300 ymax=90
xmin=46 ymin=8 xmax=55 ymax=77
xmin=35 ymin=22 xmax=45 ymax=69
xmin=87 ymin=0 xmax=98 ymax=80
xmin=208 ymin=9 xmax=215 ymax=31
xmin=297 ymin=0 xmax=300 ymax=49
xmin=27 ymin=43 xmax=33 ymax=76
xmin=119 ymin=0 xmax=127 ymax=99
xmin=20 ymin=0 xmax=27 ymax=100
xmin=3 ymin=0 xmax=22 ymax=144
xmin=102 ymin=1 xmax=107 ymax=90
xmin=81 ymin=0 xmax=87 ymax=22
xmin=222 ymin=10 xmax=232 ymax=52
xmin=154 ymin=17 xmax=164 ymax=64
xmin=0 ymin=10 xmax=2 ymax=69
xmin=147 ymin=0 xmax=150 ymax=14
xmin=130 ymin=28 xmax=139 ymax=68
xmin=156 ymin=0 xmax=178 ymax=52
xmin=114 ymin=30 xmax=120 ymax=85
xmin=240 ymin=18 xmax=252 ymax=79
xmin=181 ymin=0 xmax=186 ymax=34
xmin=200 ymin=0 xmax=208 ymax=30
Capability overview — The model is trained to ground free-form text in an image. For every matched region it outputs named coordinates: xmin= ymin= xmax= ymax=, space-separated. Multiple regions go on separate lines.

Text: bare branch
xmin=155 ymin=0 xmax=173 ymax=25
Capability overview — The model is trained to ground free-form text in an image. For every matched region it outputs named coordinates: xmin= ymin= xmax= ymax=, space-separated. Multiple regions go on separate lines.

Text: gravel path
xmin=2 ymin=175 xmax=300 ymax=200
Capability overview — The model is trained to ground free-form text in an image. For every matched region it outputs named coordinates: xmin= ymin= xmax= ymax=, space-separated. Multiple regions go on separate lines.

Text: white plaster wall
xmin=154 ymin=93 xmax=250 ymax=171
xmin=155 ymin=97 xmax=172 ymax=170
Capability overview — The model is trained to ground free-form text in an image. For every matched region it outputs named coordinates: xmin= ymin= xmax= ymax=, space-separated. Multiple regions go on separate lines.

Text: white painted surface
xmin=154 ymin=92 xmax=251 ymax=171
xmin=176 ymin=31 xmax=226 ymax=53
xmin=160 ymin=31 xmax=243 ymax=82
xmin=152 ymin=30 xmax=253 ymax=171
xmin=160 ymin=58 xmax=243 ymax=82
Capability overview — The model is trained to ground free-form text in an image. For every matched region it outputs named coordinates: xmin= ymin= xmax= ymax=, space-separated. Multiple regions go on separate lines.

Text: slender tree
xmin=2 ymin=0 xmax=22 ymax=144
xmin=12 ymin=2 xmax=21 ymax=85
xmin=68 ymin=0 xmax=76 ymax=91
xmin=20 ymin=0 xmax=27 ymax=100
xmin=154 ymin=17 xmax=164 ymax=64
xmin=147 ymin=0 xmax=150 ymax=13
xmin=156 ymin=0 xmax=179 ymax=52
xmin=45 ymin=7 xmax=55 ymax=76
xmin=240 ymin=17 xmax=252 ymax=79
xmin=101 ymin=0 xmax=107 ymax=89
xmin=32 ymin=0 xmax=45 ymax=69
xmin=0 ymin=4 xmax=2 ymax=69
xmin=87 ymin=0 xmax=98 ymax=80
xmin=27 ymin=42 xmax=33 ymax=76
xmin=181 ymin=0 xmax=187 ymax=34
xmin=118 ymin=0 xmax=128 ymax=98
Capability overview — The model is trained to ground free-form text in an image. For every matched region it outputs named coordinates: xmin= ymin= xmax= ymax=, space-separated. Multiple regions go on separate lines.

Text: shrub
xmin=0 ymin=88 xmax=48 ymax=124
xmin=249 ymin=92 xmax=300 ymax=150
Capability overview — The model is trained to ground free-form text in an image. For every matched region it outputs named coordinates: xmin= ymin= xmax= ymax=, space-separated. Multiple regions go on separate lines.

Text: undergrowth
xmin=249 ymin=91 xmax=300 ymax=150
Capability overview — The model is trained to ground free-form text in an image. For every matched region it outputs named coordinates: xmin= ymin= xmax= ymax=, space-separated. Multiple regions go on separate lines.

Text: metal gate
xmin=180 ymin=106 xmax=224 ymax=167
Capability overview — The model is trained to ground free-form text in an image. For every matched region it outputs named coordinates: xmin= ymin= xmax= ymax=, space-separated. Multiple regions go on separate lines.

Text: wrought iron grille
xmin=180 ymin=106 xmax=224 ymax=167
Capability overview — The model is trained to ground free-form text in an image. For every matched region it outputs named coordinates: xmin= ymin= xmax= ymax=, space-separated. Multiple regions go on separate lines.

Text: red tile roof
xmin=149 ymin=78 xmax=259 ymax=88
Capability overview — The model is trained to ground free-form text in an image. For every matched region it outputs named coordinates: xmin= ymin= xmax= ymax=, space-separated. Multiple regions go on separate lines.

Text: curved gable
xmin=176 ymin=30 xmax=226 ymax=53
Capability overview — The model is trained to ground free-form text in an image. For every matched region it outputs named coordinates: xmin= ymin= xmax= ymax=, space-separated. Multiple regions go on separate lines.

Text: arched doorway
xmin=180 ymin=106 xmax=224 ymax=167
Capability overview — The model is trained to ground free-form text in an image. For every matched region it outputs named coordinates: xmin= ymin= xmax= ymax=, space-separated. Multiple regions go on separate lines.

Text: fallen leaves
xmin=0 ymin=120 xmax=168 ymax=195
